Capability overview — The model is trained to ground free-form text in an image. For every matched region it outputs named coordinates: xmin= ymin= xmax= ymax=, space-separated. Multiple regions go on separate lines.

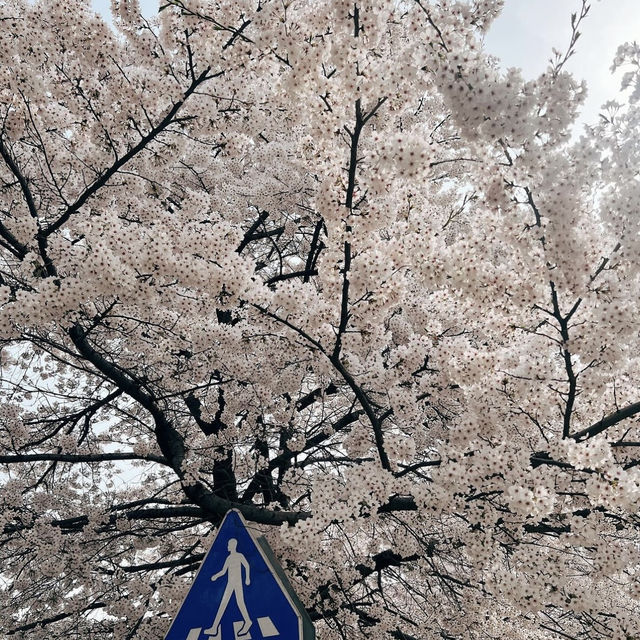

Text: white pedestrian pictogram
xmin=204 ymin=538 xmax=252 ymax=638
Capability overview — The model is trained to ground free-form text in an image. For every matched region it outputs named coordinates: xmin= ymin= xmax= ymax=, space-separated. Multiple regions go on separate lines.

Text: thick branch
xmin=330 ymin=355 xmax=391 ymax=470
xmin=550 ymin=282 xmax=580 ymax=439
xmin=68 ymin=323 xmax=303 ymax=526
xmin=303 ymin=219 xmax=325 ymax=283
xmin=333 ymin=236 xmax=351 ymax=358
xmin=119 ymin=553 xmax=205 ymax=573
xmin=573 ymin=401 xmax=640 ymax=441
xmin=266 ymin=269 xmax=318 ymax=285
xmin=7 ymin=601 xmax=106 ymax=635
xmin=255 ymin=304 xmax=392 ymax=471
xmin=237 ymin=209 xmax=270 ymax=254
xmin=355 ymin=549 xmax=422 ymax=578
xmin=334 ymin=97 xmax=386 ymax=359
xmin=44 ymin=67 xmax=217 ymax=237
xmin=378 ymin=495 xmax=416 ymax=513
xmin=0 ymin=136 xmax=38 ymax=220
xmin=0 ymin=140 xmax=33 ymax=259
xmin=4 ymin=505 xmax=207 ymax=536
xmin=0 ymin=451 xmax=168 ymax=465
xmin=68 ymin=323 xmax=186 ymax=468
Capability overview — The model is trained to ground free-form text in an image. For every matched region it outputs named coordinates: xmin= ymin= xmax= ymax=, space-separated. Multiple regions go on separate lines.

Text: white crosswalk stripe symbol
xmin=257 ymin=617 xmax=279 ymax=637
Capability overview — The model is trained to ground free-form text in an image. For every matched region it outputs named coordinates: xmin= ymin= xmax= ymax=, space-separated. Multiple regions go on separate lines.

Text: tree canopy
xmin=1 ymin=1 xmax=640 ymax=638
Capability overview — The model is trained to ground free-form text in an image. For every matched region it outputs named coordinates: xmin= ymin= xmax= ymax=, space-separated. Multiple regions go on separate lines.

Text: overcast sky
xmin=91 ymin=0 xmax=639 ymax=131
xmin=484 ymin=0 xmax=640 ymax=129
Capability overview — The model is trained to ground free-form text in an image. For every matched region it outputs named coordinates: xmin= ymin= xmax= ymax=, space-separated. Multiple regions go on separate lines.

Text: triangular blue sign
xmin=164 ymin=509 xmax=313 ymax=640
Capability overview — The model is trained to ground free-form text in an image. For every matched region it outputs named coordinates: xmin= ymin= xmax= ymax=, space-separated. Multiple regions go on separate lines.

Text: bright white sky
xmin=91 ymin=0 xmax=639 ymax=130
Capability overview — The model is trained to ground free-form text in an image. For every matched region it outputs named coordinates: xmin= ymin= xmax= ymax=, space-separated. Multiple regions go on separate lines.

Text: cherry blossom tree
xmin=1 ymin=0 xmax=640 ymax=638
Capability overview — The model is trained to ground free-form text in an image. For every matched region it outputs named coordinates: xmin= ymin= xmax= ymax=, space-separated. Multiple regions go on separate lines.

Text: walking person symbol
xmin=204 ymin=538 xmax=252 ymax=639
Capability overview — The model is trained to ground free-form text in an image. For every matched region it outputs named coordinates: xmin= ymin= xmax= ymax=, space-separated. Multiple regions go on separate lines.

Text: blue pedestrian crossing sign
xmin=164 ymin=509 xmax=315 ymax=640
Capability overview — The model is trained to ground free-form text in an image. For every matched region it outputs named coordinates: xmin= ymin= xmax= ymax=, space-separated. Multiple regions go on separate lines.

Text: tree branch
xmin=255 ymin=304 xmax=392 ymax=471
xmin=0 ymin=451 xmax=169 ymax=465
xmin=68 ymin=322 xmax=306 ymax=526
xmin=7 ymin=601 xmax=107 ymax=635
xmin=573 ymin=401 xmax=640 ymax=441
xmin=44 ymin=67 xmax=218 ymax=237
xmin=550 ymin=282 xmax=580 ymax=439
xmin=0 ymin=135 xmax=38 ymax=220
